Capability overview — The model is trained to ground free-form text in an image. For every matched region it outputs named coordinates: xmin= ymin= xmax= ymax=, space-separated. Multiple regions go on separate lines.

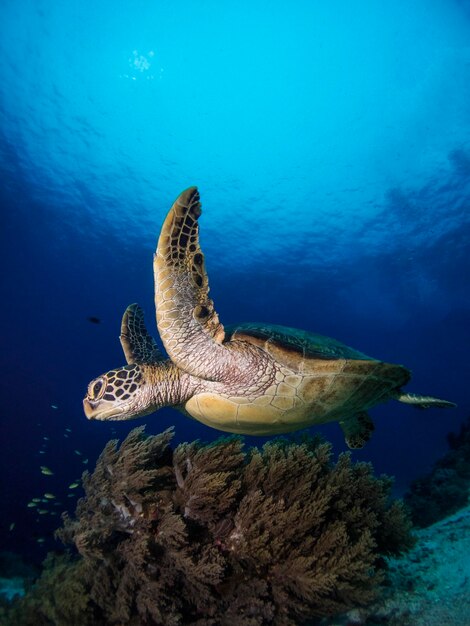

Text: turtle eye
xmin=89 ymin=377 xmax=106 ymax=400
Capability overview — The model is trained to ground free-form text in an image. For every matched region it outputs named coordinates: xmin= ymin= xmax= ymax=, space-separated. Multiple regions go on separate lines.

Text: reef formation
xmin=405 ymin=416 xmax=470 ymax=528
xmin=2 ymin=427 xmax=414 ymax=625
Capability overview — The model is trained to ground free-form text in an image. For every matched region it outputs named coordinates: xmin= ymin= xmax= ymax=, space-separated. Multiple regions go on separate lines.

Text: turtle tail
xmin=394 ymin=391 xmax=456 ymax=409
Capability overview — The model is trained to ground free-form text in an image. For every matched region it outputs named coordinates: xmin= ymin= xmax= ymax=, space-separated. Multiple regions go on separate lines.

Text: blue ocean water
xmin=0 ymin=0 xmax=469 ymax=574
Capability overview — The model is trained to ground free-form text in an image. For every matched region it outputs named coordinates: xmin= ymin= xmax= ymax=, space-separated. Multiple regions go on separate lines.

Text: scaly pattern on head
xmin=84 ymin=364 xmax=146 ymax=421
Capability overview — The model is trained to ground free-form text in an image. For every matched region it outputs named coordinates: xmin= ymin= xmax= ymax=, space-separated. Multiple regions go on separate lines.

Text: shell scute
xmin=277 ymin=382 xmax=296 ymax=396
xmin=285 ymin=375 xmax=302 ymax=388
xmin=226 ymin=323 xmax=373 ymax=372
xmin=271 ymin=396 xmax=296 ymax=410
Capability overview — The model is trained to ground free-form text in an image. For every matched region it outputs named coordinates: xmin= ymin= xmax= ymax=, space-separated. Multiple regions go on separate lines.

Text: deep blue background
xmin=1 ymin=0 xmax=469 ymax=564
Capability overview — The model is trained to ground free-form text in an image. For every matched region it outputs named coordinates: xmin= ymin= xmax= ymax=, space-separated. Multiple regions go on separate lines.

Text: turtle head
xmin=83 ymin=363 xmax=157 ymax=421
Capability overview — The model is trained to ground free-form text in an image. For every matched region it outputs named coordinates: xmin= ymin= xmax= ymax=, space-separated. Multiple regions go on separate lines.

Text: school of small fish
xmin=10 ymin=416 xmax=99 ymax=549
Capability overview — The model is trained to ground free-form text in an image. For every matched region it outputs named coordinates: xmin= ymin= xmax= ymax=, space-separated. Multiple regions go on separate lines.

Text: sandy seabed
xmin=326 ymin=504 xmax=470 ymax=626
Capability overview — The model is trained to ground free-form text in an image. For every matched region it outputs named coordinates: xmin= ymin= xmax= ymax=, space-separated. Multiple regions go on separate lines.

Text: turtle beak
xmin=83 ymin=398 xmax=96 ymax=420
xmin=83 ymin=397 xmax=130 ymax=420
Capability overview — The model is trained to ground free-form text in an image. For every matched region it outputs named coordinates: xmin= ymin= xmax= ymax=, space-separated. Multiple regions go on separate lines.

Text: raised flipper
xmin=394 ymin=392 xmax=456 ymax=409
xmin=120 ymin=303 xmax=165 ymax=365
xmin=340 ymin=411 xmax=375 ymax=449
xmin=153 ymin=187 xmax=236 ymax=380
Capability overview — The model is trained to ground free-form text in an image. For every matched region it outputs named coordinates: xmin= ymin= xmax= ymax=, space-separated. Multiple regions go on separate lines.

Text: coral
xmin=405 ymin=417 xmax=470 ymax=527
xmin=5 ymin=427 xmax=414 ymax=625
xmin=0 ymin=554 xmax=94 ymax=626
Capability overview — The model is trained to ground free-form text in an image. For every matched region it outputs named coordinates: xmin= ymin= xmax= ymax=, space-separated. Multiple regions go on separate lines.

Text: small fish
xmin=43 ymin=437 xmax=50 ymax=441
xmin=38 ymin=509 xmax=48 ymax=515
xmin=64 ymin=434 xmax=69 ymax=438
xmin=39 ymin=450 xmax=46 ymax=454
xmin=37 ymin=538 xmax=45 ymax=543
xmin=67 ymin=493 xmax=76 ymax=498
xmin=51 ymin=405 xmax=58 ymax=410
xmin=74 ymin=450 xmax=82 ymax=456
xmin=40 ymin=466 xmax=54 ymax=475
xmin=82 ymin=458 xmax=88 ymax=464
xmin=9 ymin=523 xmax=15 ymax=531
xmin=65 ymin=428 xmax=72 ymax=433
xmin=88 ymin=316 xmax=101 ymax=324
xmin=44 ymin=493 xmax=55 ymax=499
xmin=69 ymin=482 xmax=80 ymax=489
xmin=27 ymin=502 xmax=37 ymax=508
xmin=53 ymin=502 xmax=62 ymax=507
xmin=32 ymin=498 xmax=41 ymax=503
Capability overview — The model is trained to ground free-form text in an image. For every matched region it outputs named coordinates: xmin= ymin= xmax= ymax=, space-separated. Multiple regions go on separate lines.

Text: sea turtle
xmin=83 ymin=187 xmax=455 ymax=448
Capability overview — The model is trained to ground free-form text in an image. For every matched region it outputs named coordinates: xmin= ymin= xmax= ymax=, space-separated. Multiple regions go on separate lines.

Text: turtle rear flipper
xmin=340 ymin=411 xmax=375 ymax=449
xmin=394 ymin=392 xmax=456 ymax=409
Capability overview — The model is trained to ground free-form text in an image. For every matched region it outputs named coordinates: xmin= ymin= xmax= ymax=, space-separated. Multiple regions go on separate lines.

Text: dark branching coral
xmin=405 ymin=416 xmax=470 ymax=527
xmin=0 ymin=554 xmax=93 ymax=626
xmin=6 ymin=427 xmax=414 ymax=626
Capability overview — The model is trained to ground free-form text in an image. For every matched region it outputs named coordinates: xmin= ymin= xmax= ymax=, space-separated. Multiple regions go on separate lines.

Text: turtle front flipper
xmin=340 ymin=411 xmax=375 ymax=449
xmin=154 ymin=187 xmax=233 ymax=380
xmin=120 ymin=303 xmax=165 ymax=365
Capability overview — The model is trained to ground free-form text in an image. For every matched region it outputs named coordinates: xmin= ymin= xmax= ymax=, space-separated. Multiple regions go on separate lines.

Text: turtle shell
xmin=225 ymin=322 xmax=372 ymax=372
xmin=185 ymin=322 xmax=410 ymax=437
